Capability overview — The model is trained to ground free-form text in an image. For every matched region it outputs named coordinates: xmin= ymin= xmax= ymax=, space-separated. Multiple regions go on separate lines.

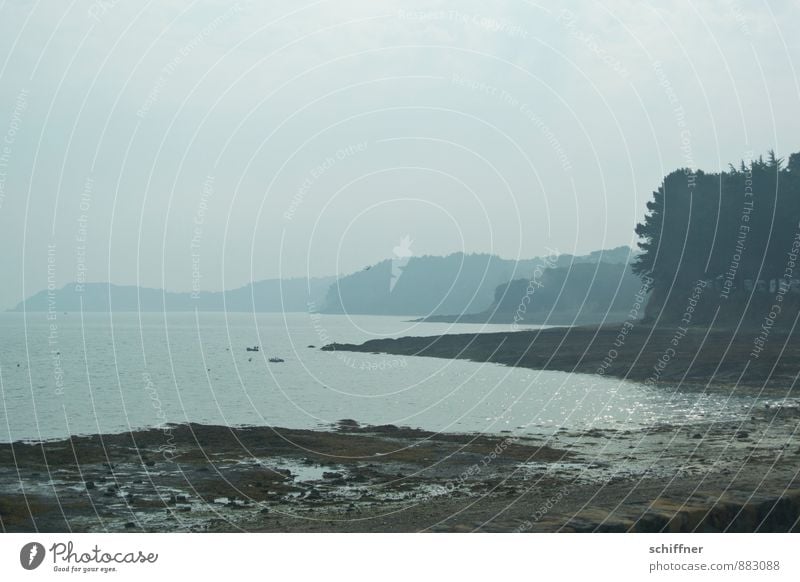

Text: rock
xmin=85 ymin=481 xmax=95 ymax=490
xmin=144 ymin=460 xmax=155 ymax=467
xmin=323 ymin=472 xmax=343 ymax=480
xmin=337 ymin=419 xmax=360 ymax=430
xmin=736 ymin=431 xmax=750 ymax=439
xmin=124 ymin=522 xmax=136 ymax=529
xmin=692 ymin=433 xmax=702 ymax=439
xmin=306 ymin=488 xmax=322 ymax=500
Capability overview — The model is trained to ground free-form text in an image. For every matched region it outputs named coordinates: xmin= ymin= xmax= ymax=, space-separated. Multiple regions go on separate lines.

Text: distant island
xmin=9 ymin=277 xmax=335 ymax=313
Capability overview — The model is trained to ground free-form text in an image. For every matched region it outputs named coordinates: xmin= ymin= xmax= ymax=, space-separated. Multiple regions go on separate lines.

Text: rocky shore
xmin=2 ymin=399 xmax=799 ymax=532
xmin=322 ymin=324 xmax=800 ymax=395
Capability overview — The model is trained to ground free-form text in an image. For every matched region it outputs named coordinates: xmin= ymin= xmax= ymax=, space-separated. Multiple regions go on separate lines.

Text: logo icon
xmin=20 ymin=542 xmax=46 ymax=570
xmin=390 ymin=235 xmax=414 ymax=292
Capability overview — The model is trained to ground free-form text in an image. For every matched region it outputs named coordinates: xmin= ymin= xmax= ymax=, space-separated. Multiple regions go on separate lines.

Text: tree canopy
xmin=634 ymin=150 xmax=800 ymax=324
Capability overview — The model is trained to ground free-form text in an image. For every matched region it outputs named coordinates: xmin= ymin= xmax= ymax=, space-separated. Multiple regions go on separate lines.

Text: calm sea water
xmin=0 ymin=312 xmax=745 ymax=442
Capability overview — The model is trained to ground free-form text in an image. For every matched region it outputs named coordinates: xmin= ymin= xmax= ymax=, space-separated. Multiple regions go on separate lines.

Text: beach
xmin=2 ymin=401 xmax=798 ymax=532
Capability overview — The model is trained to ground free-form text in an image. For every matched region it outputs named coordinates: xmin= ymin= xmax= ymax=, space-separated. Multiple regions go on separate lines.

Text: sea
xmin=0 ymin=312 xmax=749 ymax=443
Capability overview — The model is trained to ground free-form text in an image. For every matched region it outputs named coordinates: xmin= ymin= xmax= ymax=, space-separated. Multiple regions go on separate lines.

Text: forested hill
xmin=634 ymin=151 xmax=800 ymax=326
xmin=322 ymin=247 xmax=634 ymax=317
xmin=488 ymin=262 xmax=644 ymax=325
xmin=421 ymin=260 xmax=643 ymax=325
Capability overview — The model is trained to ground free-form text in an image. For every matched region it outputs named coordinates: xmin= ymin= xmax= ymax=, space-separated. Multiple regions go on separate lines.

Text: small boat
xmin=268 ymin=357 xmax=285 ymax=363
xmin=246 ymin=346 xmax=260 ymax=352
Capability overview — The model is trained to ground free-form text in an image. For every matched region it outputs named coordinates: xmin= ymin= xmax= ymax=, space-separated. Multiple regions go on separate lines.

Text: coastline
xmin=2 ymin=323 xmax=798 ymax=533
xmin=414 ymin=312 xmax=632 ymax=326
xmin=2 ymin=403 xmax=799 ymax=532
xmin=322 ymin=324 xmax=800 ymax=395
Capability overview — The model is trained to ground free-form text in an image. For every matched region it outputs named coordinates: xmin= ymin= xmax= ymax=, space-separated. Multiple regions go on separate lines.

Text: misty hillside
xmin=10 ymin=277 xmax=335 ymax=313
xmin=12 ymin=247 xmax=634 ymax=316
xmin=494 ymin=262 xmax=645 ymax=324
xmin=421 ymin=260 xmax=644 ymax=325
xmin=322 ymin=247 xmax=635 ymax=316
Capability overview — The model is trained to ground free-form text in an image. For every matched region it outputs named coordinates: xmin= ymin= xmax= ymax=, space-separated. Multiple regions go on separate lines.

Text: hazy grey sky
xmin=0 ymin=0 xmax=798 ymax=309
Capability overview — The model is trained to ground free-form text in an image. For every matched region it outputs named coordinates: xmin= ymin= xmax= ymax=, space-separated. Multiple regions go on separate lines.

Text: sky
xmin=0 ymin=0 xmax=798 ymax=309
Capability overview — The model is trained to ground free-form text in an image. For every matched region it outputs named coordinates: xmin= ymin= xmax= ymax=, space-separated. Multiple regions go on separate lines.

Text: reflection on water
xmin=0 ymin=312 xmax=748 ymax=442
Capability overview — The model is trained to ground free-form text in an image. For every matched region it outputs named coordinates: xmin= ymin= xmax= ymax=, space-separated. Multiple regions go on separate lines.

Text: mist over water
xmin=0 ymin=312 xmax=746 ymax=443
